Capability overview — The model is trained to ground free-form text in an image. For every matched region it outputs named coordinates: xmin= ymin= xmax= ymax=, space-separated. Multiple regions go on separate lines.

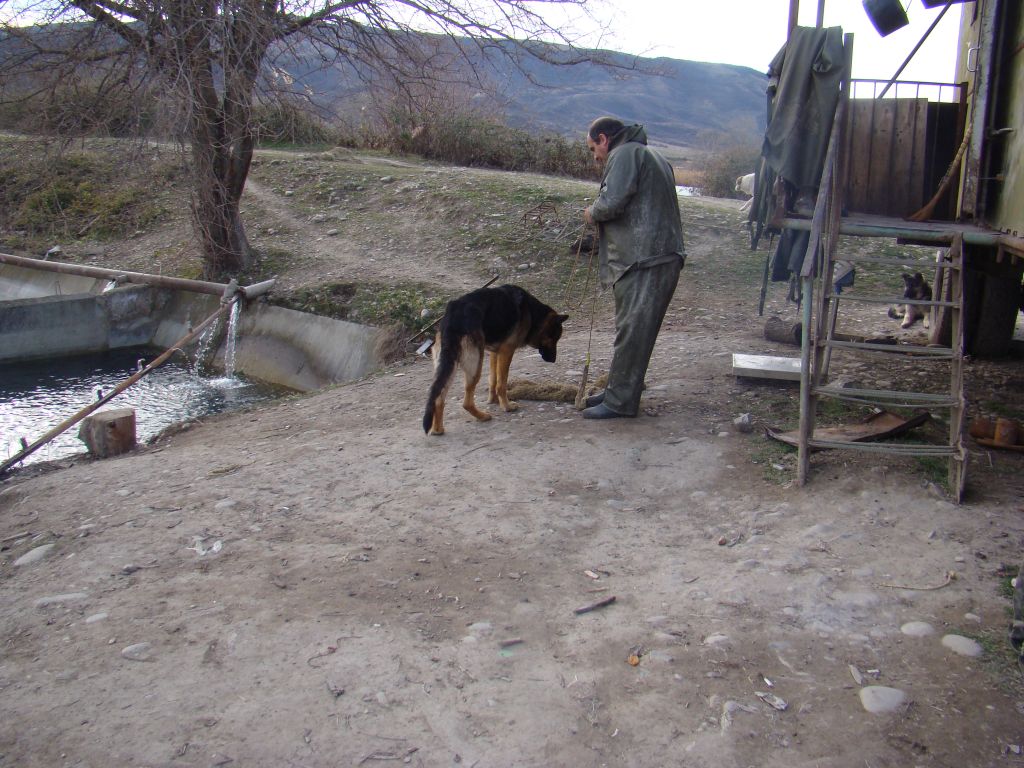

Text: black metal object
xmin=862 ymin=0 xmax=910 ymax=36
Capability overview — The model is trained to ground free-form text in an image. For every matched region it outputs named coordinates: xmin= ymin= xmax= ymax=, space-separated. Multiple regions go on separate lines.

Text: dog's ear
xmin=913 ymin=272 xmax=924 ymax=281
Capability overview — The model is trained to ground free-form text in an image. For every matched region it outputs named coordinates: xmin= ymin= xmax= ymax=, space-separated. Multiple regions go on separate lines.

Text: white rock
xmin=859 ymin=685 xmax=907 ymax=714
xmin=900 ymin=621 xmax=935 ymax=637
xmin=34 ymin=592 xmax=88 ymax=608
xmin=14 ymin=544 xmax=56 ymax=566
xmin=942 ymin=634 xmax=983 ymax=657
xmin=703 ymin=633 xmax=730 ymax=646
xmin=85 ymin=612 xmax=108 ymax=624
xmin=121 ymin=642 xmax=154 ymax=661
xmin=963 ymin=612 xmax=982 ymax=624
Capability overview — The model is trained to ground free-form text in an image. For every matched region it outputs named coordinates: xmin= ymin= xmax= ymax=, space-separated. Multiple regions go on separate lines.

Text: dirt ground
xmin=2 ymin=154 xmax=1024 ymax=767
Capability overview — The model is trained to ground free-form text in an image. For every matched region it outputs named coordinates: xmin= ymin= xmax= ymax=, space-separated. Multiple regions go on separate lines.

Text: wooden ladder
xmin=791 ymin=32 xmax=966 ymax=502
xmin=798 ymin=233 xmax=967 ymax=502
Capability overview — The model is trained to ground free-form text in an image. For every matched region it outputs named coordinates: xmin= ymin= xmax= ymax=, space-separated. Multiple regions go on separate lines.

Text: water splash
xmin=223 ymin=300 xmax=241 ymax=378
xmin=205 ymin=300 xmax=247 ymax=391
xmin=193 ymin=315 xmax=219 ymax=376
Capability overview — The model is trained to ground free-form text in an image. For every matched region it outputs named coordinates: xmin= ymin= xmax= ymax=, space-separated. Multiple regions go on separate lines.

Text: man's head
xmin=587 ymin=116 xmax=625 ymax=168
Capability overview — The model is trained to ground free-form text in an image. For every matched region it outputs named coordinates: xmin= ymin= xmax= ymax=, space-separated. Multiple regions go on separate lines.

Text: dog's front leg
xmin=493 ymin=347 xmax=519 ymax=412
xmin=900 ymin=305 xmax=915 ymax=328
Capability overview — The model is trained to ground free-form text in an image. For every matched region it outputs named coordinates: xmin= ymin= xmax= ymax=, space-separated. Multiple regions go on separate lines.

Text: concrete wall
xmin=0 ymin=262 xmax=107 ymax=300
xmin=0 ymin=285 xmax=159 ymax=363
xmin=233 ymin=304 xmax=380 ymax=391
xmin=0 ymin=293 xmax=109 ymax=361
xmin=2 ymin=265 xmax=382 ymax=392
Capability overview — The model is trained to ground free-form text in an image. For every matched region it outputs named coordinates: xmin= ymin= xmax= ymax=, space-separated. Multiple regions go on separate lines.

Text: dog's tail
xmin=422 ymin=316 xmax=461 ymax=434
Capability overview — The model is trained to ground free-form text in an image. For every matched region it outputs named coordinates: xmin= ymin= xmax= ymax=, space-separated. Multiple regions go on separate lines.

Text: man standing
xmin=581 ymin=116 xmax=686 ymax=419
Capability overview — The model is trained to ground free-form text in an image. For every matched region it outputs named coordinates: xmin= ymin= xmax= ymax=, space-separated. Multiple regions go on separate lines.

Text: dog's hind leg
xmin=492 ymin=345 xmax=519 ymax=412
xmin=460 ymin=341 xmax=492 ymax=422
xmin=429 ymin=396 xmax=447 ymax=435
xmin=487 ymin=351 xmax=500 ymax=405
xmin=426 ymin=331 xmax=450 ymax=435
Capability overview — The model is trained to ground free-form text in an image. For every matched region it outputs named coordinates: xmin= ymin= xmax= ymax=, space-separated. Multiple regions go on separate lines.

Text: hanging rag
xmin=750 ymin=25 xmax=845 ymax=283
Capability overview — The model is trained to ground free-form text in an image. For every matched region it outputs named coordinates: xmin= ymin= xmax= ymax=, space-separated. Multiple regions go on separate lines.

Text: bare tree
xmin=0 ymin=1 xmax=604 ymax=278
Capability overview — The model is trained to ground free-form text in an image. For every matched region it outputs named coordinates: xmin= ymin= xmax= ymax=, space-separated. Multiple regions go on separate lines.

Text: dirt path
xmin=243 ymin=164 xmax=492 ymax=294
xmin=2 ymin=305 xmax=1023 ymax=767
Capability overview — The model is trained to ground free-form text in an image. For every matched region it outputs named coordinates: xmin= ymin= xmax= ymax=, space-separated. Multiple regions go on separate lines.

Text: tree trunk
xmin=190 ymin=140 xmax=255 ymax=279
xmin=179 ymin=6 xmax=266 ymax=280
xmin=188 ymin=72 xmax=257 ymax=280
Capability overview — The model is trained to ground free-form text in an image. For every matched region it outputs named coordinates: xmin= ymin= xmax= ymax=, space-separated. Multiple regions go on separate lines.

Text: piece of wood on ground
xmin=732 ymin=353 xmax=802 ymax=382
xmin=77 ymin=408 xmax=137 ymax=458
xmin=766 ymin=410 xmax=930 ymax=449
xmin=574 ymin=595 xmax=616 ymax=615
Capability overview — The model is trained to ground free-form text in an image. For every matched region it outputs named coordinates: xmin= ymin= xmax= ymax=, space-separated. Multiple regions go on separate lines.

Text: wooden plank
xmin=890 ymin=99 xmax=917 ymax=215
xmin=846 ymin=101 xmax=875 ymax=213
xmin=868 ymin=101 xmax=896 ymax=214
xmin=908 ymin=98 xmax=928 ymax=213
xmin=894 ymin=98 xmax=930 ymax=215
xmin=732 ymin=353 xmax=802 ymax=381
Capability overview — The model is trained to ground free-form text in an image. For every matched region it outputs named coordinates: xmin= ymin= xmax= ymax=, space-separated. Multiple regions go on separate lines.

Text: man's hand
xmin=583 ymin=206 xmax=593 ymax=227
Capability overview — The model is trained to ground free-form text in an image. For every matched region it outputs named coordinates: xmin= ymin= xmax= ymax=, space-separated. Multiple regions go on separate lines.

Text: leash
xmin=574 ymin=275 xmax=600 ymax=410
xmin=406 ymin=274 xmax=499 ymax=350
xmin=561 ymin=225 xmax=598 ymax=310
xmin=566 ymin=223 xmax=601 ymax=410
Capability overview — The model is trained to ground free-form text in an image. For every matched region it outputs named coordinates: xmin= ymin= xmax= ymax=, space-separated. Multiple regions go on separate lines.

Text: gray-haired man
xmin=582 ymin=116 xmax=686 ymax=419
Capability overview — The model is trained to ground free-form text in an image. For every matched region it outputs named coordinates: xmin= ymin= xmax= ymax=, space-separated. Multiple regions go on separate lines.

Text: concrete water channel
xmin=0 ymin=252 xmax=382 ymax=467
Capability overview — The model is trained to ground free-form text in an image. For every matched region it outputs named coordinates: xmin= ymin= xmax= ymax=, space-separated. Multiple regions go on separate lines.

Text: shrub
xmin=0 ymin=146 xmax=169 ymax=240
xmin=695 ymin=144 xmax=761 ymax=199
xmin=252 ymin=102 xmax=338 ymax=147
xmin=355 ymin=89 xmax=595 ymax=179
xmin=0 ymin=82 xmax=159 ymax=137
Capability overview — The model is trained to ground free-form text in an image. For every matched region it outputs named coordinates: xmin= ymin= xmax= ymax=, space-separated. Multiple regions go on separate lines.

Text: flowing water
xmin=0 ymin=346 xmax=288 ymax=467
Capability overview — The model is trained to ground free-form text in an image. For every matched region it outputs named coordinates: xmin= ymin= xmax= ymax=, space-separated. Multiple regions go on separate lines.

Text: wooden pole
xmin=877 ymin=2 xmax=954 ymax=99
xmin=0 ymin=296 xmax=238 ymax=475
xmin=0 ymin=251 xmax=233 ymax=296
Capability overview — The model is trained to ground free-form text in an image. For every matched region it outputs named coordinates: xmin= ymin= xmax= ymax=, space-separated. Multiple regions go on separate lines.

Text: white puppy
xmin=736 ymin=173 xmax=755 ymax=212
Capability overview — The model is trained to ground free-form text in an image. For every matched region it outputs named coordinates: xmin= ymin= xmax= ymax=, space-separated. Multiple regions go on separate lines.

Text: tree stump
xmin=764 ymin=316 xmax=802 ymax=346
xmin=78 ymin=408 xmax=137 ymax=458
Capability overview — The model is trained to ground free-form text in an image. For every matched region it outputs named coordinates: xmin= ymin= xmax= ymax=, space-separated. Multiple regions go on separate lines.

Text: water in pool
xmin=1 ymin=347 xmax=287 ymax=467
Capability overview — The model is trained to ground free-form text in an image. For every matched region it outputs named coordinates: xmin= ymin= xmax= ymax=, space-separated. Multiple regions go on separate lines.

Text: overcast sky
xmin=573 ymin=0 xmax=964 ymax=83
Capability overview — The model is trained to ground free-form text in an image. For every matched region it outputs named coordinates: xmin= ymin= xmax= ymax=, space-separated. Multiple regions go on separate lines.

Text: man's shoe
xmin=582 ymin=403 xmax=629 ymax=420
xmin=584 ymin=391 xmax=605 ymax=408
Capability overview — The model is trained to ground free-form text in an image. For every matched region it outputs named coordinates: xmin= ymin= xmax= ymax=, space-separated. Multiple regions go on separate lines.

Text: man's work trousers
xmin=603 ymin=258 xmax=683 ymax=416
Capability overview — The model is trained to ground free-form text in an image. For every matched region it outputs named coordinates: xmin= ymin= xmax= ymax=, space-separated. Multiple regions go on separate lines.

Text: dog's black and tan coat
xmin=423 ymin=285 xmax=567 ymax=435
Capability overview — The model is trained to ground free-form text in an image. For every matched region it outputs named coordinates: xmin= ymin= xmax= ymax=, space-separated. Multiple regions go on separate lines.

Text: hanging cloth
xmin=750 ymin=25 xmax=845 ymax=283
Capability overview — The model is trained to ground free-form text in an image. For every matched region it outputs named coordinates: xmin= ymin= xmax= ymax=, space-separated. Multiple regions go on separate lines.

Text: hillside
xmin=279 ymin=35 xmax=769 ymax=156
xmin=0 ymin=22 xmax=769 ymax=156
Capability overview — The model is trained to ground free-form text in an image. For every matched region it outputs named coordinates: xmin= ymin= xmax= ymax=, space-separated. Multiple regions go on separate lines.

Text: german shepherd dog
xmin=887 ymin=272 xmax=932 ymax=329
xmin=423 ymin=285 xmax=567 ymax=435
